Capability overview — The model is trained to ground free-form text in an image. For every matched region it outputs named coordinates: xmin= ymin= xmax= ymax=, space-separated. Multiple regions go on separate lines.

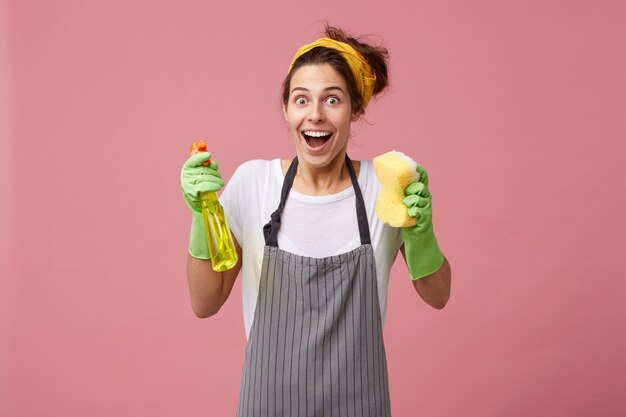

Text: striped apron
xmin=236 ymin=154 xmax=391 ymax=417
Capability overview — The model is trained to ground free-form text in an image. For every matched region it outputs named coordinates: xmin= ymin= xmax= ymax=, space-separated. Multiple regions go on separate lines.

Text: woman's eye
xmin=295 ymin=97 xmax=308 ymax=105
xmin=326 ymin=97 xmax=339 ymax=105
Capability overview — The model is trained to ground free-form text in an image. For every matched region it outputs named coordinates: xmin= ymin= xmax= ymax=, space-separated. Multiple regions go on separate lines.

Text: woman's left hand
xmin=400 ymin=163 xmax=444 ymax=280
xmin=402 ymin=164 xmax=431 ymax=231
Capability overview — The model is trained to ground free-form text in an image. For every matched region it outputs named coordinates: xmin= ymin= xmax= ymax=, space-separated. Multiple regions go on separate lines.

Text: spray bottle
xmin=189 ymin=140 xmax=238 ymax=272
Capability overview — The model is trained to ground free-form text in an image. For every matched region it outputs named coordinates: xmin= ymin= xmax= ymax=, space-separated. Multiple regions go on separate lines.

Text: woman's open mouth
xmin=302 ymin=130 xmax=333 ymax=151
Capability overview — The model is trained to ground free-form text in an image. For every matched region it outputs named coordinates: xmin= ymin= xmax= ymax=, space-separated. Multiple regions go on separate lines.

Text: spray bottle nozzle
xmin=190 ymin=140 xmax=211 ymax=166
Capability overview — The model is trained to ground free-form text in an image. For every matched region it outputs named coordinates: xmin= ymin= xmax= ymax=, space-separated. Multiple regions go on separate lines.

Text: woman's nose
xmin=308 ymin=102 xmax=325 ymax=122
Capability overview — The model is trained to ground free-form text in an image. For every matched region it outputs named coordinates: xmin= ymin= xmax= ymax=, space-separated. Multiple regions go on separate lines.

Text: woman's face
xmin=283 ymin=63 xmax=359 ymax=170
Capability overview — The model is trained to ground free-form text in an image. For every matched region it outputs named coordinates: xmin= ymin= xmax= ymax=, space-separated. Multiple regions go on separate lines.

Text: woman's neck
xmin=281 ymin=153 xmax=360 ymax=196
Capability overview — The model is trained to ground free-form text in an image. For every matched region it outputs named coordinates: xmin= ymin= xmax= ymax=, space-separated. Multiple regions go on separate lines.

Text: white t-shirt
xmin=220 ymin=159 xmax=404 ymax=341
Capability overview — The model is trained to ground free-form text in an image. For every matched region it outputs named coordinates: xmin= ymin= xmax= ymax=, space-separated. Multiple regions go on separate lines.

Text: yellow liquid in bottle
xmin=200 ymin=192 xmax=238 ymax=272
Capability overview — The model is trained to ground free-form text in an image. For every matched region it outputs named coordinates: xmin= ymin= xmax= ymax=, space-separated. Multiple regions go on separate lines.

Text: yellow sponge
xmin=373 ymin=150 xmax=421 ymax=228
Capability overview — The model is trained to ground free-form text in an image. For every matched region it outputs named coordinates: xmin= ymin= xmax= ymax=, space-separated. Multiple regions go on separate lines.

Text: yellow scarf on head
xmin=288 ymin=37 xmax=377 ymax=109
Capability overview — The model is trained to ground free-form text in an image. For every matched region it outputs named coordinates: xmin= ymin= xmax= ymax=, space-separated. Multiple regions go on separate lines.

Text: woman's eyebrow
xmin=290 ymin=86 xmax=345 ymax=94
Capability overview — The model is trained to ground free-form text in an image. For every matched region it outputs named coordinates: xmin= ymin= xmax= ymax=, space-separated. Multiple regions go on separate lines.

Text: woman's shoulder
xmin=236 ymin=158 xmax=274 ymax=169
xmin=359 ymin=159 xmax=374 ymax=178
xmin=233 ymin=158 xmax=277 ymax=177
xmin=228 ymin=159 xmax=285 ymax=192
xmin=359 ymin=159 xmax=381 ymax=192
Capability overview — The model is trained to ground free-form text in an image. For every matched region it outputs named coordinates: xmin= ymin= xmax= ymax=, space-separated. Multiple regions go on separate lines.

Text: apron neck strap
xmin=346 ymin=154 xmax=372 ymax=246
xmin=263 ymin=154 xmax=371 ymax=247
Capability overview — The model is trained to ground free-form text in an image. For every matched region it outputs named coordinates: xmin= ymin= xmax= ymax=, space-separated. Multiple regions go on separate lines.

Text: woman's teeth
xmin=303 ymin=131 xmax=332 ymax=137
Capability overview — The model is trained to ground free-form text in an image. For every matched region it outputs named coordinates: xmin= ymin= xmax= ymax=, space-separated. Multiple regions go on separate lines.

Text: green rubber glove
xmin=401 ymin=163 xmax=445 ymax=280
xmin=180 ymin=152 xmax=224 ymax=259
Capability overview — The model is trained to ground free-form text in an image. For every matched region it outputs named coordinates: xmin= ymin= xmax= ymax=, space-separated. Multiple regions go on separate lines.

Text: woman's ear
xmin=282 ymin=103 xmax=288 ymax=121
xmin=351 ymin=109 xmax=362 ymax=122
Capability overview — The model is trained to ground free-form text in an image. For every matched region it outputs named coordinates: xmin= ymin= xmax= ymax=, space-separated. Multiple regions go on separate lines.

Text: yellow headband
xmin=288 ymin=37 xmax=377 ymax=109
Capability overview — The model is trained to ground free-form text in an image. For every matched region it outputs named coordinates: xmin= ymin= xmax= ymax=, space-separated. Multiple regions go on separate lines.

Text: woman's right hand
xmin=182 ymin=151 xmax=242 ymax=315
xmin=180 ymin=152 xmax=225 ymax=215
xmin=181 ymin=151 xmax=225 ymax=260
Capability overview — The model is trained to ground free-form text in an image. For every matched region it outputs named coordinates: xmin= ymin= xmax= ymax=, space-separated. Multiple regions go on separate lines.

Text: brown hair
xmin=282 ymin=25 xmax=389 ymax=115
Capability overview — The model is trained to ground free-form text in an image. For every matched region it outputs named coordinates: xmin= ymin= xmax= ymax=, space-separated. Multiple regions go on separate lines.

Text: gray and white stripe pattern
xmin=235 ymin=244 xmax=391 ymax=417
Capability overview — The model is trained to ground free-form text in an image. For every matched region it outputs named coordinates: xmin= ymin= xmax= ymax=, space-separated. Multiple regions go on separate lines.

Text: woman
xmin=181 ymin=26 xmax=451 ymax=417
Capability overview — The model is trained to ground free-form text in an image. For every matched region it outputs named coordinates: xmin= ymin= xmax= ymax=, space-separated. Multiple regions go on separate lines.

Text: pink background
xmin=2 ymin=0 xmax=625 ymax=416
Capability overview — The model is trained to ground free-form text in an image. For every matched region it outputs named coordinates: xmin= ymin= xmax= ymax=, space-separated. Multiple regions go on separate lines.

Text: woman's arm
xmin=401 ymin=246 xmax=451 ymax=310
xmin=186 ymin=237 xmax=243 ymax=318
